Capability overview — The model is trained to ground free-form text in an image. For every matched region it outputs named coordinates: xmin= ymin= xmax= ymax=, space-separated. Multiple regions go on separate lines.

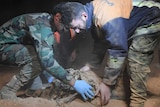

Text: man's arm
xmin=102 ymin=18 xmax=128 ymax=86
xmin=26 ymin=13 xmax=94 ymax=100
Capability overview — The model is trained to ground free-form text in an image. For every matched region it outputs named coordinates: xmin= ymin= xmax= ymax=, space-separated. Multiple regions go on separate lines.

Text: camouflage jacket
xmin=0 ymin=13 xmax=73 ymax=84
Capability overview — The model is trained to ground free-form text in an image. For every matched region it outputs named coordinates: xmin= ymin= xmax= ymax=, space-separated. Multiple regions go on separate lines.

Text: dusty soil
xmin=0 ymin=33 xmax=160 ymax=107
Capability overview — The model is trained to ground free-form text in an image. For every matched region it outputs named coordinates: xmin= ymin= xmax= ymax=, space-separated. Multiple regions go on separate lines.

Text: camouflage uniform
xmin=0 ymin=13 xmax=73 ymax=99
xmin=128 ymin=1 xmax=160 ymax=107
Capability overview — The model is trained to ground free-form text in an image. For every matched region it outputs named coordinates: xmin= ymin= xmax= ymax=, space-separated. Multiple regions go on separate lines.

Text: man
xmin=52 ymin=0 xmax=160 ymax=106
xmin=0 ymin=12 xmax=94 ymax=100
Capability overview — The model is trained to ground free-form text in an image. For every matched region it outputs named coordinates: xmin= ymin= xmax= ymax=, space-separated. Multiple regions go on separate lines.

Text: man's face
xmin=54 ymin=17 xmax=87 ymax=37
xmin=70 ymin=17 xmax=87 ymax=34
xmin=53 ymin=12 xmax=87 ymax=36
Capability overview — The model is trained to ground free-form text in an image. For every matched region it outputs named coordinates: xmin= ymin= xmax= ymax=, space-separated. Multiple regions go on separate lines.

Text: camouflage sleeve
xmin=24 ymin=13 xmax=74 ymax=84
xmin=102 ymin=18 xmax=128 ymax=86
xmin=103 ymin=52 xmax=126 ymax=85
xmin=0 ymin=14 xmax=29 ymax=44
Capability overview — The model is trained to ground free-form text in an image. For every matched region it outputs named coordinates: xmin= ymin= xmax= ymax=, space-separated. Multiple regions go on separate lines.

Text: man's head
xmin=52 ymin=2 xmax=88 ymax=35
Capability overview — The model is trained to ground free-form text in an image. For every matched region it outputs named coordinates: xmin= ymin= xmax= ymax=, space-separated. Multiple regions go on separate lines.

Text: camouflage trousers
xmin=128 ymin=35 xmax=160 ymax=107
xmin=128 ymin=1 xmax=160 ymax=106
xmin=0 ymin=44 xmax=42 ymax=87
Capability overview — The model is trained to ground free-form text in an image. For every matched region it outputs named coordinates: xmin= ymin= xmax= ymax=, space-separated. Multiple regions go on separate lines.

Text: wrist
xmin=101 ymin=81 xmax=114 ymax=90
xmin=69 ymin=78 xmax=76 ymax=87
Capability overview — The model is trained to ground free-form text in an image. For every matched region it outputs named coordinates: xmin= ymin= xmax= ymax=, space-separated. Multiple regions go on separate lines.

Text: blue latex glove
xmin=73 ymin=80 xmax=95 ymax=100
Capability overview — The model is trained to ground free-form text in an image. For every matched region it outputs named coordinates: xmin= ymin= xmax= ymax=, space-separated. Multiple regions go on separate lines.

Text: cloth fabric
xmin=85 ymin=0 xmax=160 ymax=86
xmin=0 ymin=13 xmax=73 ymax=85
xmin=84 ymin=0 xmax=132 ymax=86
xmin=23 ymin=68 xmax=101 ymax=105
xmin=128 ymin=35 xmax=160 ymax=107
xmin=84 ymin=0 xmax=160 ymax=106
xmin=128 ymin=1 xmax=160 ymax=106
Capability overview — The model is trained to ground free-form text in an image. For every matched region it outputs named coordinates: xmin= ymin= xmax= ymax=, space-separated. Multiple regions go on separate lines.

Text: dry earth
xmin=0 ymin=33 xmax=160 ymax=107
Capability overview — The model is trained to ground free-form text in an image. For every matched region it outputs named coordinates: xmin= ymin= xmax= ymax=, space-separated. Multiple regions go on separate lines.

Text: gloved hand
xmin=73 ymin=80 xmax=95 ymax=100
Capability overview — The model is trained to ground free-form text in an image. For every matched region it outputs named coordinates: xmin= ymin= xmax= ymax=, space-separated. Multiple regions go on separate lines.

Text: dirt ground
xmin=0 ymin=32 xmax=160 ymax=107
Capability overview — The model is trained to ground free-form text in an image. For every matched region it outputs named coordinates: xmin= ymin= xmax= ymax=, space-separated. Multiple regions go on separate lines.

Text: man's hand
xmin=95 ymin=82 xmax=111 ymax=105
xmin=73 ymin=80 xmax=95 ymax=100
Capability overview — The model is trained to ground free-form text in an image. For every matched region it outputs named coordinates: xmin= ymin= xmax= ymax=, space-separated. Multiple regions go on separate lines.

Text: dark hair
xmin=52 ymin=2 xmax=84 ymax=29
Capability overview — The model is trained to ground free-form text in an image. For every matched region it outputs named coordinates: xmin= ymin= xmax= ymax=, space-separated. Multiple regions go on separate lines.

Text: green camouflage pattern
xmin=133 ymin=0 xmax=160 ymax=8
xmin=0 ymin=13 xmax=73 ymax=85
xmin=128 ymin=1 xmax=160 ymax=106
xmin=128 ymin=35 xmax=160 ymax=107
xmin=103 ymin=55 xmax=126 ymax=85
